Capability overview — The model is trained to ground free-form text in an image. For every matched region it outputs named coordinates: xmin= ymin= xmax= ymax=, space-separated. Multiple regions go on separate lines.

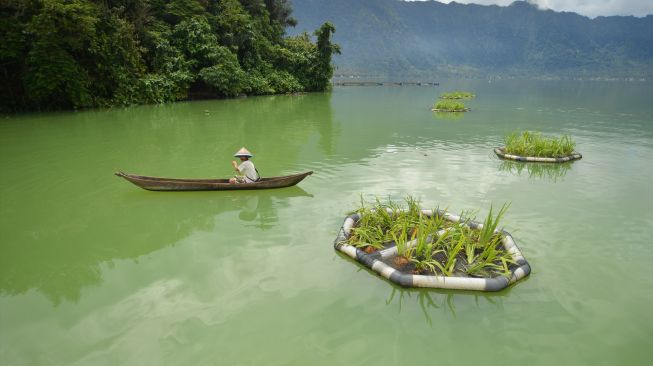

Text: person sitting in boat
xmin=229 ymin=147 xmax=260 ymax=184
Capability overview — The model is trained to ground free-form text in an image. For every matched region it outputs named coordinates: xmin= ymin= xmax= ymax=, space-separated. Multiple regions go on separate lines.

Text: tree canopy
xmin=0 ymin=0 xmax=339 ymax=112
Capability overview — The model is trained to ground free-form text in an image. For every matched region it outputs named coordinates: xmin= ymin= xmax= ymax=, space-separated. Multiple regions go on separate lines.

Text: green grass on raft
xmin=433 ymin=99 xmax=467 ymax=111
xmin=503 ymin=130 xmax=576 ymax=158
xmin=347 ymin=196 xmax=514 ymax=278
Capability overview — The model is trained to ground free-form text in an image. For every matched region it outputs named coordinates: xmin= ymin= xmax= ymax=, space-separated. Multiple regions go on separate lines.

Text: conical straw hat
xmin=234 ymin=147 xmax=253 ymax=157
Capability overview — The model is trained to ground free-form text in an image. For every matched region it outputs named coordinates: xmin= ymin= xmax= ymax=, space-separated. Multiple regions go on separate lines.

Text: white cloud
xmin=407 ymin=1 xmax=653 ymax=18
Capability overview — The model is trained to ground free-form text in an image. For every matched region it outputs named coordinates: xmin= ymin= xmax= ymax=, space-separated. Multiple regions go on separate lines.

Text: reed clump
xmin=347 ymin=196 xmax=514 ymax=278
xmin=440 ymin=91 xmax=475 ymax=99
xmin=504 ymin=131 xmax=576 ymax=158
xmin=433 ymin=100 xmax=467 ymax=112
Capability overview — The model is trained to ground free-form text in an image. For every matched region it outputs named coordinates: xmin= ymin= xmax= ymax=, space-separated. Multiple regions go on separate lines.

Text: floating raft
xmin=334 ymin=81 xmax=439 ymax=86
xmin=334 ymin=209 xmax=531 ymax=292
xmin=494 ymin=147 xmax=582 ymax=163
xmin=431 ymin=108 xmax=470 ymax=112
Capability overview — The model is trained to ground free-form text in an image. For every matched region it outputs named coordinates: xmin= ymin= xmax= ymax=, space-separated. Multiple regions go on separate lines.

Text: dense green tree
xmin=1 ymin=1 xmax=32 ymax=110
xmin=87 ymin=7 xmax=146 ymax=106
xmin=264 ymin=0 xmax=295 ymax=28
xmin=0 ymin=0 xmax=339 ymax=112
xmin=23 ymin=0 xmax=99 ymax=109
xmin=198 ymin=46 xmax=247 ymax=96
xmin=304 ymin=22 xmax=339 ymax=91
xmin=164 ymin=0 xmax=206 ymax=24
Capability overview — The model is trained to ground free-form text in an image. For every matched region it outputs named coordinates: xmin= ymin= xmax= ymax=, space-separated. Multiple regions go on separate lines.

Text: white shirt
xmin=238 ymin=160 xmax=258 ymax=182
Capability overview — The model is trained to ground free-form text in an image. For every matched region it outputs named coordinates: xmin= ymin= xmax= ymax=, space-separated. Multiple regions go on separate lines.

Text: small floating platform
xmin=334 ymin=209 xmax=531 ymax=291
xmin=431 ymin=108 xmax=470 ymax=112
xmin=494 ymin=147 xmax=582 ymax=163
xmin=334 ymin=81 xmax=439 ymax=86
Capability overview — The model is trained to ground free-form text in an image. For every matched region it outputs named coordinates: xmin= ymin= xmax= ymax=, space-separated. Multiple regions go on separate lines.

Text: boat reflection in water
xmin=0 ymin=185 xmax=313 ymax=306
xmin=233 ymin=186 xmax=314 ymax=230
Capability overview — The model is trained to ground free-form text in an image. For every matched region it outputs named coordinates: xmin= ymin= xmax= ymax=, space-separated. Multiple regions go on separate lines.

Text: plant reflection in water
xmin=384 ymin=285 xmax=515 ymax=325
xmin=498 ymin=160 xmax=573 ymax=182
xmin=433 ymin=111 xmax=465 ymax=121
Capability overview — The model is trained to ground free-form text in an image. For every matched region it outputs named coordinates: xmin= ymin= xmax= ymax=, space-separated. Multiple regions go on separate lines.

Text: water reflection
xmin=0 ymin=91 xmax=331 ymax=306
xmin=337 ymin=251 xmax=511 ymax=325
xmin=238 ymin=195 xmax=260 ymax=222
xmin=433 ymin=111 xmax=465 ymax=121
xmin=0 ymin=187 xmax=313 ymax=306
xmin=235 ymin=187 xmax=313 ymax=229
xmin=76 ymin=92 xmax=339 ymax=179
xmin=384 ymin=284 xmax=511 ymax=325
xmin=498 ymin=160 xmax=572 ymax=182
xmin=385 ymin=288 xmax=449 ymax=325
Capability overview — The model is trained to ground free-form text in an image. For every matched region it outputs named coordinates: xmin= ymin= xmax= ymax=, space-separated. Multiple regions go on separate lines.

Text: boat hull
xmin=116 ymin=171 xmax=313 ymax=191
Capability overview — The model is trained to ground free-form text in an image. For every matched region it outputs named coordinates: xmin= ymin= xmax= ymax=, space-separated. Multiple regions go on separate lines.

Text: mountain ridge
xmin=289 ymin=0 xmax=653 ymax=78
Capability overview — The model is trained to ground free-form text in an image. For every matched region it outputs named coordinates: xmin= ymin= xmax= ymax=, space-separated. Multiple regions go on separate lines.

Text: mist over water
xmin=1 ymin=80 xmax=652 ymax=364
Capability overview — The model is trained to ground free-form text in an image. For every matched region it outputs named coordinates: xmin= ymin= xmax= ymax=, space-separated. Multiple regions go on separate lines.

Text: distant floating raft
xmin=431 ymin=108 xmax=470 ymax=112
xmin=333 ymin=209 xmax=531 ymax=292
xmin=494 ymin=147 xmax=582 ymax=163
xmin=334 ymin=81 xmax=439 ymax=86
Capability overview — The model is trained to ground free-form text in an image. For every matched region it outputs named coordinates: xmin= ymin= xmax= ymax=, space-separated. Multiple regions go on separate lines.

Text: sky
xmin=407 ymin=1 xmax=653 ymax=18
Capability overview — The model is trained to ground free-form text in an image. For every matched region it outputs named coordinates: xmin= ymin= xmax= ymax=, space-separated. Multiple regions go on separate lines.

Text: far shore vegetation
xmin=0 ymin=0 xmax=340 ymax=112
xmin=504 ymin=131 xmax=576 ymax=158
xmin=347 ymin=196 xmax=514 ymax=278
xmin=440 ymin=91 xmax=475 ymax=99
xmin=432 ymin=100 xmax=468 ymax=112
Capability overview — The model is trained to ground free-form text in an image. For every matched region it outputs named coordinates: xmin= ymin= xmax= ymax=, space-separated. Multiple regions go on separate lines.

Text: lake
xmin=1 ymin=79 xmax=652 ymax=365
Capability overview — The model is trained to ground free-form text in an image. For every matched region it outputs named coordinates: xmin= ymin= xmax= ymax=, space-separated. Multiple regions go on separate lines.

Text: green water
xmin=1 ymin=80 xmax=652 ymax=365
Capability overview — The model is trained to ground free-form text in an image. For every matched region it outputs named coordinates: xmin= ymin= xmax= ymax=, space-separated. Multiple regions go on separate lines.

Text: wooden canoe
xmin=115 ymin=171 xmax=313 ymax=191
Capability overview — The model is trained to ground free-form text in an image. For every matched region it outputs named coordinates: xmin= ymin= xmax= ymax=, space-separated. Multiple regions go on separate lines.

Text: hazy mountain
xmin=289 ymin=0 xmax=653 ymax=78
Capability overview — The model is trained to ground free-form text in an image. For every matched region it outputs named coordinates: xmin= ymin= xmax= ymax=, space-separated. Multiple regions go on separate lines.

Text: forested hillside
xmin=0 ymin=0 xmax=339 ymax=112
xmin=290 ymin=0 xmax=653 ymax=78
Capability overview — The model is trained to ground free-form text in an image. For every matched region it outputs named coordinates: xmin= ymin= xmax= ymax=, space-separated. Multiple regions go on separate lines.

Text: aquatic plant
xmin=463 ymin=203 xmax=513 ymax=276
xmin=391 ymin=218 xmax=412 ymax=257
xmin=404 ymin=195 xmax=420 ymax=217
xmin=349 ymin=197 xmax=390 ymax=250
xmin=406 ymin=217 xmax=436 ymax=259
xmin=504 ymin=131 xmax=576 ymax=158
xmin=463 ymin=226 xmax=477 ymax=267
xmin=347 ymin=195 xmax=516 ymax=278
xmin=433 ymin=100 xmax=467 ymax=111
xmin=440 ymin=91 xmax=475 ymax=99
xmin=478 ymin=203 xmax=510 ymax=249
xmin=349 ymin=195 xmax=423 ymax=251
xmin=348 ymin=225 xmax=386 ymax=250
xmin=411 ymin=256 xmax=444 ymax=275
xmin=408 ymin=215 xmax=449 ymax=269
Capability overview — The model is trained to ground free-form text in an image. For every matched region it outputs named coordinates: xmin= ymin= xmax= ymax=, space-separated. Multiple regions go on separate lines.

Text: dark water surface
xmin=1 ymin=80 xmax=652 ymax=365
